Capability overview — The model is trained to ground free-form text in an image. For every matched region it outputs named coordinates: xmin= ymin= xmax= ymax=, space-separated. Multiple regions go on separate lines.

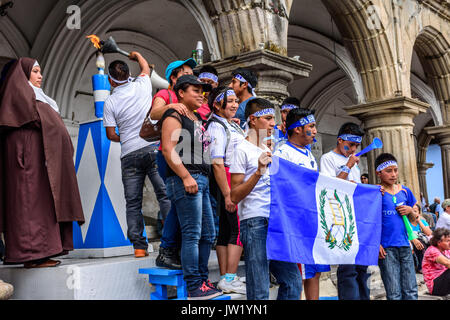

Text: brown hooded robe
xmin=0 ymin=58 xmax=84 ymax=264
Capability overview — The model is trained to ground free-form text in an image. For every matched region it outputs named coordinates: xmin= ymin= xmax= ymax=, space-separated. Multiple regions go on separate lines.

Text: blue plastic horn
xmin=355 ymin=137 xmax=383 ymax=157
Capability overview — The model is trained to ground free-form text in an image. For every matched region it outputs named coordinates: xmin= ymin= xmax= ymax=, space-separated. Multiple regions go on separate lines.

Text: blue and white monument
xmin=72 ymin=52 xmax=134 ymax=258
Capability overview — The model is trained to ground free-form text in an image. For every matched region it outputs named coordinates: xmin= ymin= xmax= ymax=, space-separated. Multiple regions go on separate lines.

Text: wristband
xmin=339 ymin=166 xmax=351 ymax=175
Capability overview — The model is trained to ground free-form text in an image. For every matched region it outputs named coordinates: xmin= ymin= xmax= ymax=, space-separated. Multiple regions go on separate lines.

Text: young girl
xmin=160 ymin=74 xmax=221 ymax=300
xmin=206 ymin=87 xmax=246 ymax=294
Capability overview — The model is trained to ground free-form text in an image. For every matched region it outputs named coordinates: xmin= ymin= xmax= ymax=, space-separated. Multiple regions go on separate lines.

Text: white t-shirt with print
xmin=319 ymin=150 xmax=361 ymax=183
xmin=273 ymin=142 xmax=317 ymax=172
xmin=229 ymin=139 xmax=271 ymax=222
xmin=103 ymin=74 xmax=155 ymax=158
xmin=207 ymin=114 xmax=246 ymax=167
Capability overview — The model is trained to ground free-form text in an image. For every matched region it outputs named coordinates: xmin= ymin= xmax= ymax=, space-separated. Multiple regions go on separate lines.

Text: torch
xmin=87 ymin=35 xmax=169 ymax=91
xmin=87 ymin=35 xmax=110 ymax=119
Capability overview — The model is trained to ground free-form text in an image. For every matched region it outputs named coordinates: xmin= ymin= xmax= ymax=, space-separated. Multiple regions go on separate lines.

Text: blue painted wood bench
xmin=139 ymin=267 xmax=230 ymax=300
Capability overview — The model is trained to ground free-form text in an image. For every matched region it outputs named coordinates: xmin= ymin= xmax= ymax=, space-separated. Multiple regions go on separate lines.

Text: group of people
xmin=0 ymin=51 xmax=449 ymax=301
xmin=101 ymin=51 xmax=450 ymax=300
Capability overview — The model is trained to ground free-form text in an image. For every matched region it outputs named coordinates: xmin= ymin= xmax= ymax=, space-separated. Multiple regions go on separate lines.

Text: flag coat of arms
xmin=267 ymin=156 xmax=382 ymax=266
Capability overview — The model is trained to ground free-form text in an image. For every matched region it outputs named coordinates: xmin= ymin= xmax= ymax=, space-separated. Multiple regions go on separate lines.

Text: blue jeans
xmin=378 ymin=246 xmax=418 ymax=300
xmin=121 ymin=145 xmax=171 ymax=250
xmin=337 ymin=265 xmax=370 ymax=300
xmin=156 ymin=150 xmax=181 ymax=249
xmin=240 ymin=217 xmax=302 ymax=300
xmin=166 ymin=174 xmax=216 ymax=291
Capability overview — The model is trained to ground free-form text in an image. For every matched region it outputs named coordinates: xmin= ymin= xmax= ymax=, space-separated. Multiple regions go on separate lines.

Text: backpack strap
xmin=205 ymin=116 xmax=231 ymax=155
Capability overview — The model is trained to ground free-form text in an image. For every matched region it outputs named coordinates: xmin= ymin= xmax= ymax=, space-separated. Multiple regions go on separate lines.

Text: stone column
xmin=202 ymin=0 xmax=291 ymax=59
xmin=425 ymin=125 xmax=450 ymax=199
xmin=208 ymin=49 xmax=311 ymax=101
xmin=418 ymin=162 xmax=434 ymax=205
xmin=344 ymin=97 xmax=429 ymax=199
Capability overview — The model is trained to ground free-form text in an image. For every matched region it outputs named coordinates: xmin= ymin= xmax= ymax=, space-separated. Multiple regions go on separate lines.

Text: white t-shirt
xmin=320 ymin=151 xmax=361 ymax=183
xmin=273 ymin=141 xmax=317 ymax=171
xmin=103 ymin=74 xmax=156 ymax=158
xmin=207 ymin=114 xmax=246 ymax=167
xmin=229 ymin=139 xmax=271 ymax=221
xmin=436 ymin=212 xmax=450 ymax=230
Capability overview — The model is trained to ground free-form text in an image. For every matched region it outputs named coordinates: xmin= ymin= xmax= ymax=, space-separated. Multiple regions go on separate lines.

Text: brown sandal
xmin=24 ymin=259 xmax=61 ymax=269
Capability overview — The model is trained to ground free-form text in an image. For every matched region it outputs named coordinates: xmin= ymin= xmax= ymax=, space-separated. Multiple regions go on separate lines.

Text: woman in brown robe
xmin=0 ymin=58 xmax=84 ymax=268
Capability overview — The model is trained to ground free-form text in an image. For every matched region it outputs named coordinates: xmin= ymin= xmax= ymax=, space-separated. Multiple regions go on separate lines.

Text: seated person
xmin=422 ymin=228 xmax=450 ymax=296
xmin=408 ymin=204 xmax=432 ymax=272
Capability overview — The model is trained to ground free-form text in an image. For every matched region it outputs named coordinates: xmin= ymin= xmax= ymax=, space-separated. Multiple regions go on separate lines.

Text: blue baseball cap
xmin=165 ymin=58 xmax=197 ymax=83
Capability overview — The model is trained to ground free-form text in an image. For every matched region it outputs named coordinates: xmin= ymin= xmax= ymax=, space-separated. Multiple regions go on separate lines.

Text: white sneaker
xmin=239 ymin=276 xmax=246 ymax=283
xmin=0 ymin=280 xmax=13 ymax=300
xmin=217 ymin=277 xmax=246 ymax=294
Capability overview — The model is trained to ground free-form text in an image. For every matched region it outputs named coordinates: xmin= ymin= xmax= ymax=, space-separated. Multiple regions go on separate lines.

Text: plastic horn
xmin=151 ymin=70 xmax=169 ymax=89
xmin=355 ymin=137 xmax=383 ymax=157
xmin=402 ymin=215 xmax=418 ymax=241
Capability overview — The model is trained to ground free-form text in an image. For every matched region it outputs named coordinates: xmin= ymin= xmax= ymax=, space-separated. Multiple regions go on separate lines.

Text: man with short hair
xmin=320 ymin=122 xmax=370 ymax=300
xmin=103 ymin=52 xmax=171 ymax=258
xmin=228 ymin=67 xmax=258 ymax=129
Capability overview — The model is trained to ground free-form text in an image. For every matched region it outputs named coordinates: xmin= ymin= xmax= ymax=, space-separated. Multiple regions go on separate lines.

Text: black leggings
xmin=432 ymin=269 xmax=450 ymax=296
xmin=216 ymin=191 xmax=241 ymax=247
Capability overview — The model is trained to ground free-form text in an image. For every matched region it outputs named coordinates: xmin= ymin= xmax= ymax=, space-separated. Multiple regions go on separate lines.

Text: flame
xmin=87 ymin=35 xmax=101 ymax=50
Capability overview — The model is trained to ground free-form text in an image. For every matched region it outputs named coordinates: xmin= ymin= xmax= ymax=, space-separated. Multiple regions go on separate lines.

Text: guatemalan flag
xmin=267 ymin=156 xmax=382 ymax=266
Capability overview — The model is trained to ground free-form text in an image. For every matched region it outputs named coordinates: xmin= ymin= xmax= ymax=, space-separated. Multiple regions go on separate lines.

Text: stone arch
xmin=288 ymin=25 xmax=365 ymax=104
xmin=0 ymin=15 xmax=30 ymax=60
xmin=411 ymin=73 xmax=442 ymax=126
xmin=413 ymin=25 xmax=450 ymax=124
xmin=31 ymin=0 xmax=216 ymax=120
xmin=320 ymin=0 xmax=401 ymax=102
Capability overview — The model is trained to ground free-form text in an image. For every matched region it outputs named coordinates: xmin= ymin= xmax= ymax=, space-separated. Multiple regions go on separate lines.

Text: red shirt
xmin=422 ymin=246 xmax=450 ymax=294
xmin=196 ymin=103 xmax=211 ymax=120
xmin=152 ymin=89 xmax=178 ymax=151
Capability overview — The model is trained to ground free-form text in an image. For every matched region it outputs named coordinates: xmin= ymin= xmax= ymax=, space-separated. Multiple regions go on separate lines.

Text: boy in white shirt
xmin=319 ymin=122 xmax=369 ymax=300
xmin=273 ymin=107 xmax=331 ymax=300
xmin=230 ymin=98 xmax=302 ymax=300
xmin=103 ymin=52 xmax=171 ymax=258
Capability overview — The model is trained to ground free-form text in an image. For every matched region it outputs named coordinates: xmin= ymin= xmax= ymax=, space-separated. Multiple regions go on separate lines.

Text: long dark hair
xmin=208 ymin=86 xmax=230 ymax=114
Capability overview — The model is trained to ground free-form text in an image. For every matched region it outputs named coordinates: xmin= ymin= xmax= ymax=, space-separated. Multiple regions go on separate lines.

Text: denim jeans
xmin=337 ymin=265 xmax=371 ymax=300
xmin=121 ymin=145 xmax=171 ymax=250
xmin=156 ymin=150 xmax=181 ymax=249
xmin=378 ymin=246 xmax=418 ymax=300
xmin=166 ymin=173 xmax=216 ymax=291
xmin=240 ymin=217 xmax=302 ymax=300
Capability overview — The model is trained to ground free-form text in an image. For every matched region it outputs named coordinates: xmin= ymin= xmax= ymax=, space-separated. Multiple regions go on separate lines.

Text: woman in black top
xmin=160 ymin=75 xmax=222 ymax=300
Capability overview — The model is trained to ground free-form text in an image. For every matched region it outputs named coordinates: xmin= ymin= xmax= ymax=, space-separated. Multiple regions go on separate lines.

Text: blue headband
xmin=287 ymin=114 xmax=316 ymax=131
xmin=376 ymin=161 xmax=398 ymax=172
xmin=234 ymin=74 xmax=257 ymax=96
xmin=338 ymin=134 xmax=363 ymax=144
xmin=281 ymin=104 xmax=298 ymax=111
xmin=234 ymin=74 xmax=252 ymax=88
xmin=252 ymin=108 xmax=275 ymax=118
xmin=199 ymin=72 xmax=218 ymax=83
xmin=215 ymin=90 xmax=237 ymax=103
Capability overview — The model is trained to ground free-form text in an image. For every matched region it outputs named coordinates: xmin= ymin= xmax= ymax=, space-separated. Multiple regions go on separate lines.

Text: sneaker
xmin=134 ymin=249 xmax=149 ymax=258
xmin=156 ymin=247 xmax=182 ymax=269
xmin=0 ymin=280 xmax=13 ymax=300
xmin=206 ymin=280 xmax=223 ymax=294
xmin=217 ymin=276 xmax=246 ymax=294
xmin=188 ymin=282 xmax=223 ymax=300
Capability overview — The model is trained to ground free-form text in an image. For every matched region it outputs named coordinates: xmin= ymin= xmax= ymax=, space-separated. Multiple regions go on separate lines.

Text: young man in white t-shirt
xmin=273 ymin=107 xmax=331 ymax=300
xmin=103 ymin=52 xmax=171 ymax=258
xmin=230 ymin=98 xmax=302 ymax=300
xmin=319 ymin=122 xmax=369 ymax=300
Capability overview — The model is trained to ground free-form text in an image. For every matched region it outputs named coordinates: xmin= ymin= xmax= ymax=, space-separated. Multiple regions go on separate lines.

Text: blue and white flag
xmin=267 ymin=156 xmax=382 ymax=266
